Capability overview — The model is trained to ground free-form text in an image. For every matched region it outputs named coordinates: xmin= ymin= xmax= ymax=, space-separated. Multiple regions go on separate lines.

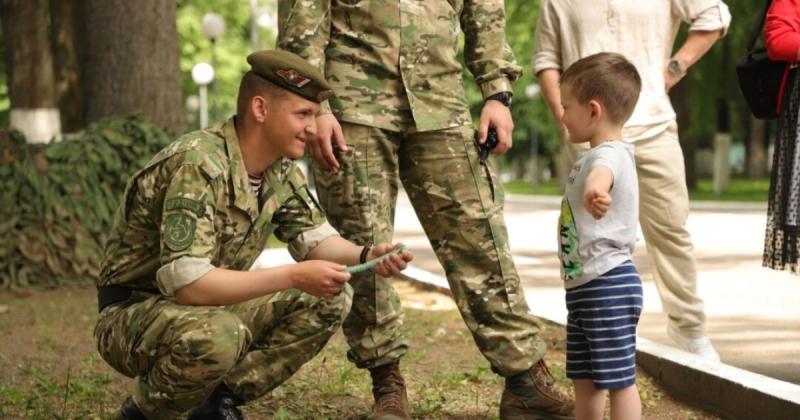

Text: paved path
xmin=390 ymin=192 xmax=800 ymax=385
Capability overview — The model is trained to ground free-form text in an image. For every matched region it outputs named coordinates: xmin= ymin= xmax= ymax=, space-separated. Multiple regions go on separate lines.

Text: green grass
xmin=0 ymin=286 xmax=718 ymax=419
xmin=504 ymin=177 xmax=770 ymax=202
xmin=504 ymin=180 xmax=564 ymax=196
xmin=688 ymin=178 xmax=770 ymax=202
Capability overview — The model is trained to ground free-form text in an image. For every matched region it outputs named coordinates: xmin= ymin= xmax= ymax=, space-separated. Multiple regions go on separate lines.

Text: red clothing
xmin=765 ymin=0 xmax=800 ymax=113
xmin=765 ymin=0 xmax=800 ymax=60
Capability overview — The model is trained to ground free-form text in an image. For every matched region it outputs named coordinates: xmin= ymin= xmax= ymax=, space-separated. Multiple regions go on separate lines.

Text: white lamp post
xmin=202 ymin=13 xmax=225 ymax=121
xmin=192 ymin=63 xmax=215 ymax=129
xmin=249 ymin=0 xmax=277 ymax=51
xmin=202 ymin=13 xmax=226 ymax=42
xmin=525 ymin=83 xmax=542 ymax=186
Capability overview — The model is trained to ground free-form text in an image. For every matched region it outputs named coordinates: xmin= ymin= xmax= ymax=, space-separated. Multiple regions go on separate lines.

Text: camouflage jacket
xmin=277 ymin=0 xmax=522 ymax=132
xmin=98 ymin=118 xmax=338 ymax=296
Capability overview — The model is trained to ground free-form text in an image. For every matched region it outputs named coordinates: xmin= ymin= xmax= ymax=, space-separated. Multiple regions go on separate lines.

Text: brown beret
xmin=246 ymin=49 xmax=333 ymax=103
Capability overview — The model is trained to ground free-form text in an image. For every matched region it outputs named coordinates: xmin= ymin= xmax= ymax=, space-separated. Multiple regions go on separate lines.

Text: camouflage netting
xmin=0 ymin=117 xmax=172 ymax=289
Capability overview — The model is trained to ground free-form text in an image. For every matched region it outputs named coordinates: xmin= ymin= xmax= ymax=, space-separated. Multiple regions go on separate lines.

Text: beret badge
xmin=275 ymin=69 xmax=311 ymax=88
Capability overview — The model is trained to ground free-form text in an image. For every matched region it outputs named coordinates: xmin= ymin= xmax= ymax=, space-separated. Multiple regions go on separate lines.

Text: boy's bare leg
xmin=573 ymin=379 xmax=606 ymax=420
xmin=609 ymin=384 xmax=641 ymax=420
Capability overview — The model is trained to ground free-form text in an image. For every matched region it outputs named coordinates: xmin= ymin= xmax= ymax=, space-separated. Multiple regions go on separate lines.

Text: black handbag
xmin=736 ymin=0 xmax=787 ymax=120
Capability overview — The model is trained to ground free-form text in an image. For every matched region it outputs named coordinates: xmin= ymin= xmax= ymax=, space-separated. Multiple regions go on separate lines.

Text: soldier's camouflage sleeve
xmin=273 ymin=164 xmax=338 ymax=261
xmin=461 ymin=0 xmax=523 ymax=98
xmin=277 ymin=0 xmax=333 ymax=114
xmin=156 ymin=164 xmax=220 ymax=296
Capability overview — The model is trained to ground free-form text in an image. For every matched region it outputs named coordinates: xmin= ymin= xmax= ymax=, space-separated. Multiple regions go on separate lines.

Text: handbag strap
xmin=747 ymin=0 xmax=774 ymax=52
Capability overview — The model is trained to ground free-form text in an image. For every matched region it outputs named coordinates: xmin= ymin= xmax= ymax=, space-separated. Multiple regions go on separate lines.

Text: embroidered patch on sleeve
xmin=164 ymin=213 xmax=196 ymax=251
xmin=165 ymin=197 xmax=206 ymax=218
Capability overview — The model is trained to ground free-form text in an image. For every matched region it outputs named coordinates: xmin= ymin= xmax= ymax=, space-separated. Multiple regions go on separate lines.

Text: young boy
xmin=557 ymin=52 xmax=644 ymax=420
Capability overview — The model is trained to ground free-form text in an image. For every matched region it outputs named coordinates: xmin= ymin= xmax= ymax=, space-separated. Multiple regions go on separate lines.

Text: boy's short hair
xmin=560 ymin=52 xmax=642 ymax=125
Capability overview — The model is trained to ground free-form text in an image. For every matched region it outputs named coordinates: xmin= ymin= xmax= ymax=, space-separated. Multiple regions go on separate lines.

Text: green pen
xmin=344 ymin=245 xmax=408 ymax=274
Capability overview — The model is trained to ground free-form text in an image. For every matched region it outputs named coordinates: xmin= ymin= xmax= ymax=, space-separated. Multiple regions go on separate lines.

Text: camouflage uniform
xmin=278 ymin=0 xmax=546 ymax=377
xmin=94 ymin=118 xmax=351 ymax=419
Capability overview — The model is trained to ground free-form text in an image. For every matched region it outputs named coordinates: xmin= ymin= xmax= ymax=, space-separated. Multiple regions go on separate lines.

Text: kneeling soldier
xmin=94 ymin=49 xmax=413 ymax=420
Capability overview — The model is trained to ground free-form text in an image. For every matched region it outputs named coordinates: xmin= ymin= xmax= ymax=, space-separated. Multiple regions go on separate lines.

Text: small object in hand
xmin=345 ymin=244 xmax=408 ymax=274
xmin=477 ymin=128 xmax=499 ymax=164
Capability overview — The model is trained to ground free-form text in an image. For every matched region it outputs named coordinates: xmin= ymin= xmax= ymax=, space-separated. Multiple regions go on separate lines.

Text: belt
xmin=97 ymin=285 xmax=136 ymax=312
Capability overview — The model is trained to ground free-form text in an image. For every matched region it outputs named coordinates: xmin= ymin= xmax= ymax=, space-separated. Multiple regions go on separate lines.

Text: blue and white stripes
xmin=565 ymin=261 xmax=643 ymax=390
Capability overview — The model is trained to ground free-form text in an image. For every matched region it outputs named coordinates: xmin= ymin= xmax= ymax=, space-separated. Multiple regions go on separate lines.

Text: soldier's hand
xmin=478 ymin=100 xmax=514 ymax=156
xmin=369 ymin=243 xmax=413 ymax=277
xmin=310 ymin=114 xmax=346 ymax=171
xmin=291 ymin=260 xmax=351 ymax=298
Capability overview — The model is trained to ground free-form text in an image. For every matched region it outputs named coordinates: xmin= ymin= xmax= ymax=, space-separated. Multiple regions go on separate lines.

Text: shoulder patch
xmin=164 ymin=213 xmax=196 ymax=251
xmin=165 ymin=197 xmax=206 ymax=218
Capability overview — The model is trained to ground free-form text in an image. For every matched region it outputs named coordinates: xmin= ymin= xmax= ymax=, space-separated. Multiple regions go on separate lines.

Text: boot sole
xmin=500 ymin=406 xmax=575 ymax=420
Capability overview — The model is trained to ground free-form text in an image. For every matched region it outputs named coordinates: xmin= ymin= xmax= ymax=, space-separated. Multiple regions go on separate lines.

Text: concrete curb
xmin=400 ymin=264 xmax=800 ymax=420
xmin=635 ymin=339 xmax=800 ymax=420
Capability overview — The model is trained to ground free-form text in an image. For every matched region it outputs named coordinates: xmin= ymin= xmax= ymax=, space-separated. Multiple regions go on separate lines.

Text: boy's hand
xmin=583 ymin=189 xmax=612 ymax=219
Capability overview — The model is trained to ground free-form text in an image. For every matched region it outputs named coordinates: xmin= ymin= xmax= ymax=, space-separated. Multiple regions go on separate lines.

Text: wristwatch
xmin=667 ymin=58 xmax=686 ymax=78
xmin=485 ymin=91 xmax=513 ymax=107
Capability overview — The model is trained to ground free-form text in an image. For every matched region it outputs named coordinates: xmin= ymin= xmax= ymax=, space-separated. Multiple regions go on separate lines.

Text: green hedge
xmin=0 ymin=117 xmax=172 ymax=289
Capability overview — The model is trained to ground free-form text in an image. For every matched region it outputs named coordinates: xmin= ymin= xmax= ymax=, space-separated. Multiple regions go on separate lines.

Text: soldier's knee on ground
xmin=175 ymin=311 xmax=249 ymax=379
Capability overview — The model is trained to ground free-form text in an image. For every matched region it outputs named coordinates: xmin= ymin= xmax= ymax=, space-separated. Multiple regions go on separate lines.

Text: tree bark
xmin=0 ymin=0 xmax=56 ymax=108
xmin=82 ymin=0 xmax=182 ymax=131
xmin=746 ymin=115 xmax=769 ymax=178
xmin=49 ymin=0 xmax=85 ymax=133
xmin=0 ymin=0 xmax=62 ymax=143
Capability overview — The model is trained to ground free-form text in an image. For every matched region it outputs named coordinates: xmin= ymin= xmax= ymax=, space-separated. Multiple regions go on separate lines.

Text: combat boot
xmin=367 ymin=360 xmax=410 ymax=420
xmin=499 ymin=360 xmax=575 ymax=420
xmin=118 ymin=396 xmax=148 ymax=420
xmin=187 ymin=384 xmax=245 ymax=420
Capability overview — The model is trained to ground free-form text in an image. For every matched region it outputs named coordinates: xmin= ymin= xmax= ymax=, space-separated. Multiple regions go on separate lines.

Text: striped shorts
xmin=565 ymin=261 xmax=643 ymax=390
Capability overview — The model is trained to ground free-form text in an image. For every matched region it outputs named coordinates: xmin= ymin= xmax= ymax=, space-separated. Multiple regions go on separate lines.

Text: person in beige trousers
xmin=534 ymin=0 xmax=732 ymax=361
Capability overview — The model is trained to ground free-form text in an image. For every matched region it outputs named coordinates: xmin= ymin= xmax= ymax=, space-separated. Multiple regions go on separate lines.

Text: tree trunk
xmin=49 ymin=0 xmax=85 ymax=133
xmin=0 ymin=0 xmax=62 ymax=143
xmin=82 ymin=0 xmax=182 ymax=131
xmin=746 ymin=115 xmax=769 ymax=178
xmin=671 ymin=77 xmax=697 ymax=189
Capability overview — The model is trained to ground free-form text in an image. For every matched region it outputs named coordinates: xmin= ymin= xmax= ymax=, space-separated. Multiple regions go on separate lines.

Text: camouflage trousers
xmin=94 ymin=286 xmax=352 ymax=419
xmin=313 ymin=122 xmax=546 ymax=377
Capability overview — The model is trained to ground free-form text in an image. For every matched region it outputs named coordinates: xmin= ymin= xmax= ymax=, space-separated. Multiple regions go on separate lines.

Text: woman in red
xmin=764 ymin=0 xmax=800 ymax=274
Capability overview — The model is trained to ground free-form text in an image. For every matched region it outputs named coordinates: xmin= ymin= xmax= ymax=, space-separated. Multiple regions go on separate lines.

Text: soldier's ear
xmin=251 ymin=95 xmax=269 ymax=123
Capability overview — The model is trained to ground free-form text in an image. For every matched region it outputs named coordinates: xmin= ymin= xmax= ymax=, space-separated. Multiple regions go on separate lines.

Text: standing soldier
xmin=95 ymin=49 xmax=413 ymax=420
xmin=278 ymin=2 xmax=575 ymax=419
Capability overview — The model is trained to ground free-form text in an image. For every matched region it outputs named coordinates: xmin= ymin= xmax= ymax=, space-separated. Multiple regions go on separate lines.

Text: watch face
xmin=669 ymin=60 xmax=683 ymax=76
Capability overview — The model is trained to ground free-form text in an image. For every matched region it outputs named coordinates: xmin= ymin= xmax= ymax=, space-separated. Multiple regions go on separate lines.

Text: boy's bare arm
xmin=583 ymin=166 xmax=614 ymax=219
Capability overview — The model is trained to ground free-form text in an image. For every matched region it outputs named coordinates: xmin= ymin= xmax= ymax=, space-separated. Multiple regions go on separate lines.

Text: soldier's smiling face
xmin=265 ymin=92 xmax=320 ymax=159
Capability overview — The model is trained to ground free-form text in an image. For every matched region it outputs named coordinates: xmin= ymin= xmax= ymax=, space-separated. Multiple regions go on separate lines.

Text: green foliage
xmin=177 ymin=0 xmax=278 ymax=129
xmin=0 ymin=117 xmax=171 ymax=289
xmin=674 ymin=0 xmax=766 ymax=147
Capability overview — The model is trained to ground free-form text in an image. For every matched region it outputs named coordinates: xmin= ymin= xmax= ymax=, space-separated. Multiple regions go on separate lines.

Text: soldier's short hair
xmin=560 ymin=52 xmax=642 ymax=125
xmin=236 ymin=71 xmax=288 ymax=117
